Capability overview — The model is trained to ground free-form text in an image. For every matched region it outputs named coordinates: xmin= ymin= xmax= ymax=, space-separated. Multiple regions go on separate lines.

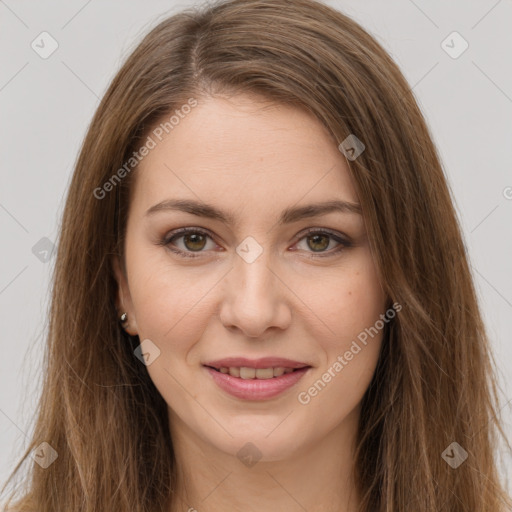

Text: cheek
xmin=126 ymin=248 xmax=219 ymax=353
xmin=312 ymin=251 xmax=386 ymax=344
xmin=303 ymin=252 xmax=386 ymax=396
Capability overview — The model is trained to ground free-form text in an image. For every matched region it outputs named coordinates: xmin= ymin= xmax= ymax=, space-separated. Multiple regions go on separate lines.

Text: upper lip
xmin=203 ymin=357 xmax=311 ymax=370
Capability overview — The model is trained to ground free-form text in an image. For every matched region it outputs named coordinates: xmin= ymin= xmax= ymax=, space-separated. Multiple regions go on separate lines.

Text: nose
xmin=218 ymin=247 xmax=292 ymax=338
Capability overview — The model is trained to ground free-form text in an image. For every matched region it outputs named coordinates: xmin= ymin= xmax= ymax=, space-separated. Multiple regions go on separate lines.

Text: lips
xmin=202 ymin=357 xmax=312 ymax=400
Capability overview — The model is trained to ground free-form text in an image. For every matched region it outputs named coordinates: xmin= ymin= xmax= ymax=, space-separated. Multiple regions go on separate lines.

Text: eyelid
xmin=294 ymin=227 xmax=350 ymax=243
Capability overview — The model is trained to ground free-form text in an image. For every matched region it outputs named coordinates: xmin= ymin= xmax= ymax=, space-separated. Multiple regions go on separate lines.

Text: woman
xmin=2 ymin=0 xmax=510 ymax=510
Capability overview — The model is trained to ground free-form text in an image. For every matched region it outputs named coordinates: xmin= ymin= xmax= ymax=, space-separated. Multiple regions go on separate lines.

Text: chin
xmin=201 ymin=421 xmax=309 ymax=464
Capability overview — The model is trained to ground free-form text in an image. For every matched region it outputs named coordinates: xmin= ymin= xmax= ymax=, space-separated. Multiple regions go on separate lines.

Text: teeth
xmin=255 ymin=368 xmax=274 ymax=379
xmin=239 ymin=367 xmax=256 ymax=379
xmin=229 ymin=367 xmax=240 ymax=377
xmin=273 ymin=367 xmax=285 ymax=377
xmin=214 ymin=366 xmax=302 ymax=379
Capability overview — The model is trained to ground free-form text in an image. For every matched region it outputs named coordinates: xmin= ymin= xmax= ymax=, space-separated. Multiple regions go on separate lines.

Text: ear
xmin=112 ymin=255 xmax=139 ymax=336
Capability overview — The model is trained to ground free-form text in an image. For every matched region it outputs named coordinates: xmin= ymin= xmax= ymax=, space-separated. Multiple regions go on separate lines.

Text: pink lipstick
xmin=202 ymin=357 xmax=311 ymax=400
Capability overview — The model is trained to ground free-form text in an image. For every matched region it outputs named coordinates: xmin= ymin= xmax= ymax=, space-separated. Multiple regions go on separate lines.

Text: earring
xmin=120 ymin=312 xmax=128 ymax=323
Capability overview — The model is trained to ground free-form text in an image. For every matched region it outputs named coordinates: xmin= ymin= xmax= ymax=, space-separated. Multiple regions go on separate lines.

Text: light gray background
xmin=1 ymin=0 xmax=511 ymax=498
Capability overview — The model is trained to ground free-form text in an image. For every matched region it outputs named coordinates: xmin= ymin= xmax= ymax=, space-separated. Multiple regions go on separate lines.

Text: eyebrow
xmin=145 ymin=198 xmax=362 ymax=225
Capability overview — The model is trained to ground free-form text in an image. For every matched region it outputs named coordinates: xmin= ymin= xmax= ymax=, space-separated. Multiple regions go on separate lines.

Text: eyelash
xmin=158 ymin=227 xmax=352 ymax=259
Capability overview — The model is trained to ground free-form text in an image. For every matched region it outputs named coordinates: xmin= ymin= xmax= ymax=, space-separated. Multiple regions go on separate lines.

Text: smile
xmin=202 ymin=363 xmax=311 ymax=400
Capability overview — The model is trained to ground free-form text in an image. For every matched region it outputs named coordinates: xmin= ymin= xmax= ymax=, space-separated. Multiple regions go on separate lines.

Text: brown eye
xmin=182 ymin=232 xmax=207 ymax=251
xmin=294 ymin=229 xmax=351 ymax=258
xmin=160 ymin=228 xmax=217 ymax=259
xmin=306 ymin=233 xmax=330 ymax=252
xmin=160 ymin=227 xmax=350 ymax=260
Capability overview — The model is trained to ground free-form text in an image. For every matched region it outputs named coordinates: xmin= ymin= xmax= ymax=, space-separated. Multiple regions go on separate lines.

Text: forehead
xmin=130 ymin=94 xmax=359 ymax=220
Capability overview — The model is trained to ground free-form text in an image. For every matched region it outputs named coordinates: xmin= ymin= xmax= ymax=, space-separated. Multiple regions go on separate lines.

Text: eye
xmin=158 ymin=227 xmax=351 ymax=259
xmin=160 ymin=227 xmax=217 ymax=258
xmin=292 ymin=228 xmax=351 ymax=258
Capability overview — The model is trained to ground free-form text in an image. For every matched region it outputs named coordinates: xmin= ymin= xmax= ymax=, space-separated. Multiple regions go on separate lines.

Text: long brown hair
xmin=2 ymin=0 xmax=510 ymax=510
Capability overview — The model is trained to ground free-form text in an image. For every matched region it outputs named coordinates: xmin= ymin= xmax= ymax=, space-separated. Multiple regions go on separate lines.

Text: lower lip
xmin=204 ymin=366 xmax=310 ymax=401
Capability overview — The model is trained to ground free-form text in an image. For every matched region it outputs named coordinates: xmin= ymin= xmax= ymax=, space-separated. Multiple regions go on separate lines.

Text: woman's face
xmin=114 ymin=93 xmax=387 ymax=461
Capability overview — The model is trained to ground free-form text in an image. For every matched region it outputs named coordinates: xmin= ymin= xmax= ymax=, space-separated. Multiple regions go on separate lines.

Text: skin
xmin=113 ymin=93 xmax=388 ymax=512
